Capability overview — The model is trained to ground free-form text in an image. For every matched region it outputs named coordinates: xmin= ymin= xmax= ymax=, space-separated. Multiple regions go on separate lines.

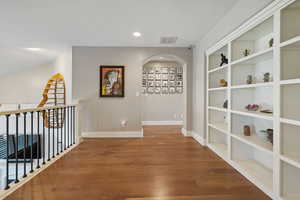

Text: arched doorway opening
xmin=141 ymin=54 xmax=188 ymax=136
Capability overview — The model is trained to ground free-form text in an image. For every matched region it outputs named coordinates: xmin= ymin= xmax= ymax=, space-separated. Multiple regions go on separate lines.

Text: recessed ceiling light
xmin=25 ymin=48 xmax=42 ymax=51
xmin=133 ymin=32 xmax=141 ymax=37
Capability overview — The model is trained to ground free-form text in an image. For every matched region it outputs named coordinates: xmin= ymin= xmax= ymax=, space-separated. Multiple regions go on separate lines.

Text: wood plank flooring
xmin=5 ymin=126 xmax=271 ymax=200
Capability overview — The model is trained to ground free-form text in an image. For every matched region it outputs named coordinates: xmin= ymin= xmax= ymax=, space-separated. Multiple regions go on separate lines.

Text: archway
xmin=141 ymin=54 xmax=188 ymax=136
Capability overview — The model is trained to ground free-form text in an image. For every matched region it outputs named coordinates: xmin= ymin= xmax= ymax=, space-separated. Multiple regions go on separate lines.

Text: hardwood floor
xmin=5 ymin=126 xmax=271 ymax=200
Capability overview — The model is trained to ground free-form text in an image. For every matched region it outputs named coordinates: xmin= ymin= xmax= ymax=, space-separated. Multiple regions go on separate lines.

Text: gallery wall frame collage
xmin=142 ymin=65 xmax=183 ymax=95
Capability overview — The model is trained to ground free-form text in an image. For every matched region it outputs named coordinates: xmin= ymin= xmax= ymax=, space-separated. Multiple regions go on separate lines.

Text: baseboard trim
xmin=82 ymin=131 xmax=143 ymax=138
xmin=181 ymin=128 xmax=191 ymax=137
xmin=191 ymin=131 xmax=206 ymax=146
xmin=142 ymin=121 xmax=183 ymax=126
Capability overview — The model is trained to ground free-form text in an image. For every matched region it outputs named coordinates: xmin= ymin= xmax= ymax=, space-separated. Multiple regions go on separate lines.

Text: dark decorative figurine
xmin=243 ymin=49 xmax=251 ymax=57
xmin=220 ymin=53 xmax=228 ymax=66
xmin=263 ymin=72 xmax=271 ymax=82
xmin=269 ymin=38 xmax=274 ymax=48
xmin=247 ymin=75 xmax=253 ymax=84
xmin=223 ymin=100 xmax=228 ymax=109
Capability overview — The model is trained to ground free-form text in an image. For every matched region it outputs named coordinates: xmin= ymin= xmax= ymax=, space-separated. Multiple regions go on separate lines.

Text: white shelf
xmin=208 ymin=143 xmax=228 ymax=160
xmin=208 ymin=122 xmax=228 ymax=134
xmin=280 ymin=36 xmax=300 ymax=48
xmin=208 ymin=87 xmax=227 ymax=91
xmin=280 ymin=79 xmax=300 ymax=85
xmin=208 ymin=64 xmax=229 ymax=74
xmin=231 ymin=82 xmax=273 ymax=89
xmin=280 ymin=155 xmax=300 ymax=169
xmin=231 ymin=48 xmax=273 ymax=66
xmin=233 ymin=160 xmax=273 ymax=194
xmin=231 ymin=109 xmax=273 ymax=121
xmin=231 ymin=134 xmax=273 ymax=154
xmin=280 ymin=118 xmax=300 ymax=126
xmin=208 ymin=106 xmax=227 ymax=112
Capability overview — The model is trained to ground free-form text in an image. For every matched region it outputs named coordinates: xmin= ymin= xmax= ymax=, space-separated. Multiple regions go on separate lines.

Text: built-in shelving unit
xmin=205 ymin=1 xmax=300 ymax=199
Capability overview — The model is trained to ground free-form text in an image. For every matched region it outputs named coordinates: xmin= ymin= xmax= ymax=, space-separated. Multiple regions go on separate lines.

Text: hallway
xmin=5 ymin=126 xmax=270 ymax=200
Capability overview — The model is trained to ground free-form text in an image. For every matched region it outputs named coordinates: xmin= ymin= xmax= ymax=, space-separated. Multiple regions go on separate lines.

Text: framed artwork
xmin=100 ymin=66 xmax=124 ymax=97
xmin=155 ymin=74 xmax=161 ymax=80
xmin=162 ymin=87 xmax=168 ymax=94
xmin=142 ymin=79 xmax=147 ymax=87
xmin=177 ymin=74 xmax=183 ymax=81
xmin=148 ymin=81 xmax=154 ymax=87
xmin=162 ymin=74 xmax=168 ymax=80
xmin=177 ymin=67 xmax=183 ymax=73
xmin=148 ymin=74 xmax=155 ymax=80
xmin=169 ymin=74 xmax=175 ymax=81
xmin=176 ymin=81 xmax=183 ymax=86
xmin=161 ymin=67 xmax=168 ymax=74
xmin=169 ymin=87 xmax=176 ymax=94
xmin=169 ymin=81 xmax=175 ymax=87
xmin=148 ymin=69 xmax=155 ymax=74
xmin=155 ymin=87 xmax=161 ymax=94
xmin=162 ymin=81 xmax=168 ymax=87
xmin=147 ymin=87 xmax=154 ymax=94
xmin=169 ymin=67 xmax=176 ymax=74
xmin=176 ymin=87 xmax=183 ymax=93
xmin=155 ymin=81 xmax=161 ymax=87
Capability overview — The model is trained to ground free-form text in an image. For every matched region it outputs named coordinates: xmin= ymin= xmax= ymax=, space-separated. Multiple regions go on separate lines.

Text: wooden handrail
xmin=0 ymin=104 xmax=77 ymax=116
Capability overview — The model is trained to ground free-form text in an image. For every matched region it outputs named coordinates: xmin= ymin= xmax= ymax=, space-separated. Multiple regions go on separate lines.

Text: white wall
xmin=54 ymin=48 xmax=72 ymax=104
xmin=72 ymin=47 xmax=193 ymax=133
xmin=192 ymin=0 xmax=274 ymax=137
xmin=0 ymin=63 xmax=54 ymax=104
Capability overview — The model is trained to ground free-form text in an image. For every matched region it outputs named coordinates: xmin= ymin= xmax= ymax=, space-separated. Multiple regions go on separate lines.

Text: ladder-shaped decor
xmin=38 ymin=73 xmax=66 ymax=128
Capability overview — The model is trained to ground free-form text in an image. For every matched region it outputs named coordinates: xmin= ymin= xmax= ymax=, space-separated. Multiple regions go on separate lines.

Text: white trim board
xmin=181 ymin=128 xmax=191 ymax=137
xmin=191 ymin=131 xmax=206 ymax=146
xmin=82 ymin=131 xmax=143 ymax=138
xmin=142 ymin=121 xmax=183 ymax=126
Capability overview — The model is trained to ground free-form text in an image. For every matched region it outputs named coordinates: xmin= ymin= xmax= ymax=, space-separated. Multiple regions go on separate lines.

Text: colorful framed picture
xmin=100 ymin=66 xmax=125 ymax=97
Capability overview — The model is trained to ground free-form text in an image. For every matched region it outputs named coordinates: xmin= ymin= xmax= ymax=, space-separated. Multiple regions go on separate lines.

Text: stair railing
xmin=0 ymin=105 xmax=76 ymax=190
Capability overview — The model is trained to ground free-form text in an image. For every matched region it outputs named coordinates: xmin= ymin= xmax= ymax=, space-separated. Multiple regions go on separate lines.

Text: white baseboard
xmin=191 ymin=131 xmax=206 ymax=146
xmin=82 ymin=131 xmax=143 ymax=138
xmin=142 ymin=121 xmax=183 ymax=126
xmin=181 ymin=128 xmax=191 ymax=137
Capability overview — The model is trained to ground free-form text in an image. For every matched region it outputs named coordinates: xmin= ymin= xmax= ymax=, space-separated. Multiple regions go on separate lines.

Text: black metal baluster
xmin=37 ymin=111 xmax=40 ymax=169
xmin=42 ymin=110 xmax=46 ymax=165
xmin=30 ymin=112 xmax=33 ymax=173
xmin=64 ymin=107 xmax=66 ymax=150
xmin=5 ymin=114 xmax=10 ymax=190
xmin=15 ymin=113 xmax=20 ymax=183
xmin=73 ymin=106 xmax=76 ymax=145
xmin=70 ymin=106 xmax=72 ymax=147
xmin=56 ymin=108 xmax=59 ymax=155
xmin=47 ymin=109 xmax=51 ymax=161
xmin=60 ymin=108 xmax=63 ymax=153
xmin=67 ymin=107 xmax=70 ymax=149
xmin=52 ymin=109 xmax=55 ymax=158
xmin=23 ymin=112 xmax=27 ymax=178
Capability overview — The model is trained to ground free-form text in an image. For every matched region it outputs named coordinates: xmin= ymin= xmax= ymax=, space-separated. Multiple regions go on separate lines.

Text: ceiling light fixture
xmin=25 ymin=48 xmax=42 ymax=51
xmin=133 ymin=32 xmax=141 ymax=37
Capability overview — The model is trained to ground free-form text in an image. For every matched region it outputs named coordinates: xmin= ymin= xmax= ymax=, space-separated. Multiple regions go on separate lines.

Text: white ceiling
xmin=0 ymin=0 xmax=239 ymax=74
xmin=0 ymin=0 xmax=239 ymax=47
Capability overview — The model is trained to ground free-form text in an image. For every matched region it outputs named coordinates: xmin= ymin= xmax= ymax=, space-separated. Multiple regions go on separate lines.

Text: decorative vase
xmin=244 ymin=125 xmax=251 ymax=136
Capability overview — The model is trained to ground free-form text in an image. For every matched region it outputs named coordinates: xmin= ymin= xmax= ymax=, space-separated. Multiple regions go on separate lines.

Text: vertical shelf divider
xmin=227 ymin=42 xmax=232 ymax=160
xmin=273 ymin=9 xmax=281 ymax=199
